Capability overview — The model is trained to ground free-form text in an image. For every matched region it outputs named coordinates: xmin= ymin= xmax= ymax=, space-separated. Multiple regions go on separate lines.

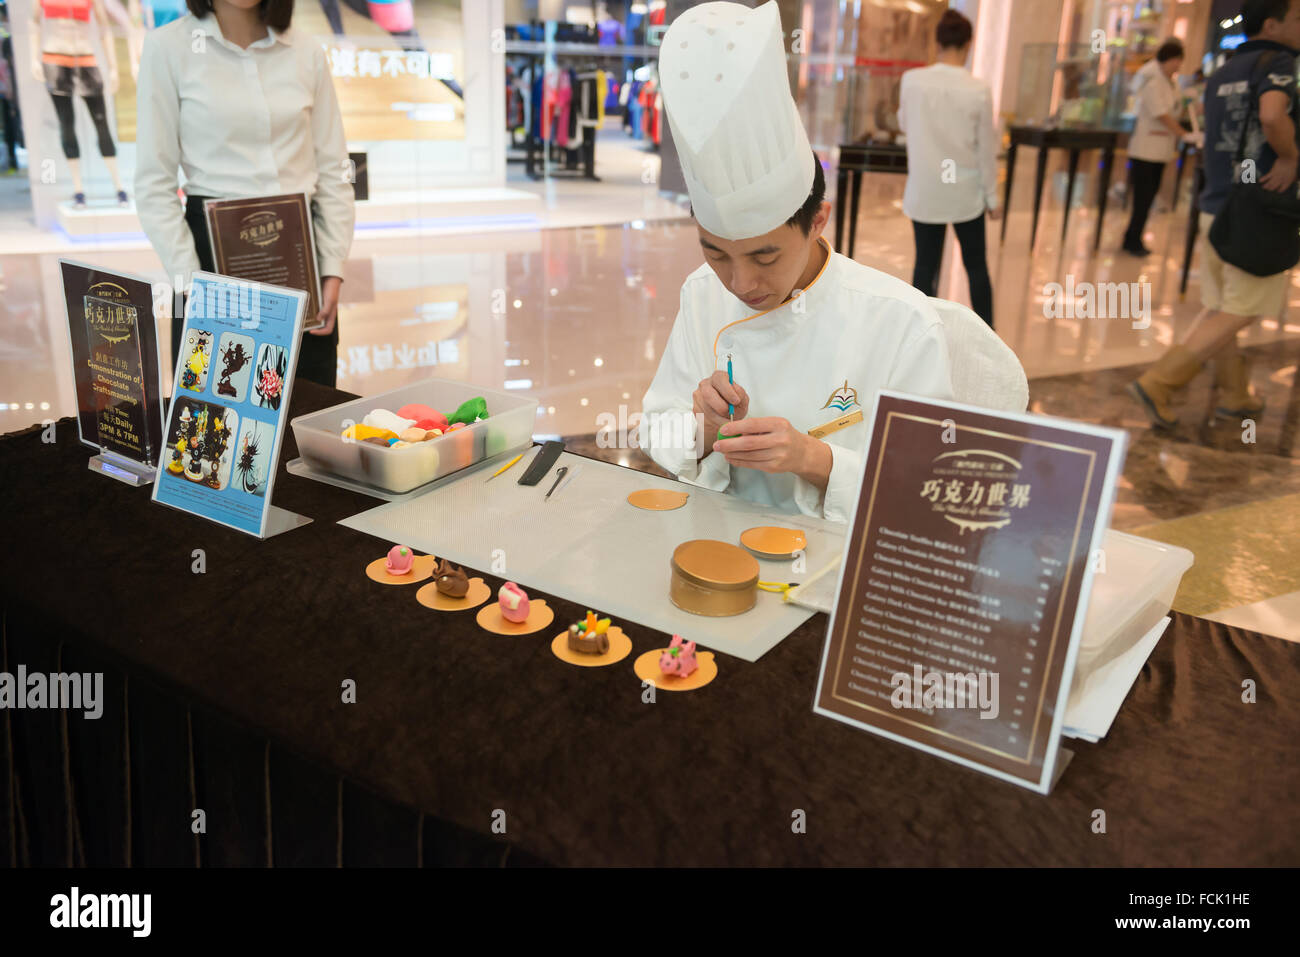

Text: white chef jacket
xmin=641 ymin=243 xmax=955 ymax=524
xmin=135 ymin=14 xmax=354 ymax=285
xmin=1128 ymin=59 xmax=1179 ymax=164
xmin=897 ymin=63 xmax=999 ymax=224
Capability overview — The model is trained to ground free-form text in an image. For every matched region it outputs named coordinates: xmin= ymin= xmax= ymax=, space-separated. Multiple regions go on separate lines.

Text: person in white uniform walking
xmin=1121 ymin=39 xmax=1186 ymax=256
xmin=897 ymin=9 xmax=999 ymax=327
xmin=640 ymin=1 xmax=954 ymax=525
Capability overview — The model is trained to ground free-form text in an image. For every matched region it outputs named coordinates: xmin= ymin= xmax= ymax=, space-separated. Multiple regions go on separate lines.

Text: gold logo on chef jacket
xmin=239 ymin=211 xmax=285 ymax=247
xmin=83 ymin=282 xmax=137 ymax=345
xmin=918 ymin=449 xmax=1034 ymax=534
xmin=808 ymin=380 xmax=863 ymax=438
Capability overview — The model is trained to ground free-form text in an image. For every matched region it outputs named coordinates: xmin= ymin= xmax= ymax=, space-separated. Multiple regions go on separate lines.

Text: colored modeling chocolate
xmin=448 ymin=396 xmax=488 ymax=425
xmin=343 ymin=423 xmax=397 ymax=442
xmin=386 ymin=545 xmax=415 ymax=575
xmin=498 ymin=582 xmax=530 ymax=622
xmin=398 ymin=405 xmax=449 ymax=433
xmin=363 ymin=409 xmax=417 ymax=434
xmin=434 ymin=559 xmax=469 ymax=598
xmin=567 ymin=611 xmax=612 ymax=655
xmin=659 ymin=635 xmax=698 ymax=678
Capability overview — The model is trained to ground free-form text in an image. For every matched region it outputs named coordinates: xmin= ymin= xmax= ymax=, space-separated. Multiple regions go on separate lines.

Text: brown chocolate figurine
xmin=433 ymin=559 xmax=469 ymax=598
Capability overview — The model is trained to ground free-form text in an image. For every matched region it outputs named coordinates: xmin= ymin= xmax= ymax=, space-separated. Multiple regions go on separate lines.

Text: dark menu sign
xmin=59 ymin=260 xmax=164 ymax=465
xmin=205 ymin=193 xmax=322 ymax=330
xmin=814 ymin=392 xmax=1125 ymax=793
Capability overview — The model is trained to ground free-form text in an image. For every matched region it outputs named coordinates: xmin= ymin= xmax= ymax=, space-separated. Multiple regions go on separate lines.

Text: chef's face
xmin=697 ymin=202 xmax=831 ymax=311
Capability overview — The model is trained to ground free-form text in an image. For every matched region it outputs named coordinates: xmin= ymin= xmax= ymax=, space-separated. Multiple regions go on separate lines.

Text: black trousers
xmin=1 ymin=97 xmax=18 ymax=169
xmin=911 ymin=213 xmax=994 ymax=328
xmin=1123 ymin=158 xmax=1166 ymax=250
xmin=175 ymin=195 xmax=338 ymax=388
xmin=49 ymin=92 xmax=116 ymax=160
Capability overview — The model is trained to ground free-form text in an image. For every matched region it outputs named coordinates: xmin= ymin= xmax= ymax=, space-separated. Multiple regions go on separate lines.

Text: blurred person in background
xmin=1129 ymin=0 xmax=1300 ymax=428
xmin=898 ymin=8 xmax=999 ymax=328
xmin=1122 ymin=38 xmax=1187 ymax=256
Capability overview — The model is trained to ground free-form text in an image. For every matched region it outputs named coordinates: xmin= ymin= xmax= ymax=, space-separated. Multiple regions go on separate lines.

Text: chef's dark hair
xmin=1243 ymin=0 xmax=1295 ymax=38
xmin=936 ymin=10 xmax=973 ymax=50
xmin=1156 ymin=39 xmax=1185 ymax=62
xmin=186 ymin=0 xmax=294 ymax=32
xmin=785 ymin=152 xmax=827 ymax=236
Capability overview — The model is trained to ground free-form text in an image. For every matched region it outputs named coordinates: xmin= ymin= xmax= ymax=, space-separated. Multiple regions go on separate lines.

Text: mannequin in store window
xmin=135 ymin=0 xmax=355 ymax=386
xmin=29 ymin=0 xmax=129 ymax=207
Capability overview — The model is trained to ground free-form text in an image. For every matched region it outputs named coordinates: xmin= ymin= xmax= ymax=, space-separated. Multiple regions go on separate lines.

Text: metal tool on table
xmin=544 ymin=466 xmax=568 ymax=501
xmin=546 ymin=464 xmax=581 ymax=502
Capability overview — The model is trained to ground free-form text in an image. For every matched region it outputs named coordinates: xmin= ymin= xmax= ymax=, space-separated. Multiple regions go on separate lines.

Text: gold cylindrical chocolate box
xmin=669 ymin=539 xmax=760 ymax=616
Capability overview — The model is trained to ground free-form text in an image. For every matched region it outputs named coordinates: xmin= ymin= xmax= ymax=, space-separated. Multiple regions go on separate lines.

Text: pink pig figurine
xmin=659 ymin=634 xmax=698 ymax=678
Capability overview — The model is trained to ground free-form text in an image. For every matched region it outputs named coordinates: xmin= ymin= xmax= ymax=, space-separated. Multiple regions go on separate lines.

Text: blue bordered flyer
xmin=152 ymin=272 xmax=307 ymax=538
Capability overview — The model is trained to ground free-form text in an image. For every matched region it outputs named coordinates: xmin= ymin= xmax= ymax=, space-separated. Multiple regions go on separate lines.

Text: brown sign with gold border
xmin=205 ymin=193 xmax=322 ymax=330
xmin=813 ymin=392 xmax=1125 ymax=793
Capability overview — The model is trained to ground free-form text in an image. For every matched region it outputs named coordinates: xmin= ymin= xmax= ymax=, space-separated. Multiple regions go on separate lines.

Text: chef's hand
xmin=986 ymin=206 xmax=1002 ymax=221
xmin=107 ymin=67 xmax=120 ymax=95
xmin=309 ymin=276 xmax=342 ymax=335
xmin=693 ymin=369 xmax=749 ymax=456
xmin=714 ymin=416 xmax=833 ymax=491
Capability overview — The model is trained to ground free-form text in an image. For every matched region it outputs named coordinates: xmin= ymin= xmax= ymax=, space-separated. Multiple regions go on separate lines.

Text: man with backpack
xmin=1128 ymin=0 xmax=1300 ymax=428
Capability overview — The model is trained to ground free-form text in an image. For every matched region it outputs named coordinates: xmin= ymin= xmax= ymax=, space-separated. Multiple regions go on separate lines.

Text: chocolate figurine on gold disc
xmin=433 ymin=559 xmax=469 ymax=598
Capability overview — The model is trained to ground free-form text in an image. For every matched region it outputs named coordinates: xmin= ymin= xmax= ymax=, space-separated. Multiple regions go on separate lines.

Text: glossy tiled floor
xmin=1 ymin=137 xmax=1296 ymax=637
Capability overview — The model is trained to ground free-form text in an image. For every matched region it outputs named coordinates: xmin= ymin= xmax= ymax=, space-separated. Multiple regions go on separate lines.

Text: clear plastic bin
xmin=1077 ymin=529 xmax=1193 ymax=673
xmin=290 ymin=377 xmax=538 ymax=494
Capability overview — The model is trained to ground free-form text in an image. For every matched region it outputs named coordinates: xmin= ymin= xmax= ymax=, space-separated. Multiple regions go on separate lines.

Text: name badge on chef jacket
xmin=808 ymin=379 xmax=864 ymax=438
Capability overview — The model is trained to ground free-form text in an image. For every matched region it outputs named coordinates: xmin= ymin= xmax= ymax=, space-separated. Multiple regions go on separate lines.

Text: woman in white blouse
xmin=136 ymin=0 xmax=354 ymax=386
xmin=1121 ymin=39 xmax=1185 ymax=256
xmin=897 ymin=9 xmax=999 ymax=327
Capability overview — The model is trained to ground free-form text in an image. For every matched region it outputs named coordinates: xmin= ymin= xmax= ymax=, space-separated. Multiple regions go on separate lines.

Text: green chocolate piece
xmin=448 ymin=396 xmax=488 ymax=425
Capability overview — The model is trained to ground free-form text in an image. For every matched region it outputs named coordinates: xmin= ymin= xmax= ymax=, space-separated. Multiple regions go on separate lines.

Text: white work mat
xmin=339 ymin=451 xmax=847 ymax=661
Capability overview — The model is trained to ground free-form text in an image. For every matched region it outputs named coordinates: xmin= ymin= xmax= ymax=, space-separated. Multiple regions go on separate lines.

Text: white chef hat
xmin=660 ymin=1 xmax=815 ymax=241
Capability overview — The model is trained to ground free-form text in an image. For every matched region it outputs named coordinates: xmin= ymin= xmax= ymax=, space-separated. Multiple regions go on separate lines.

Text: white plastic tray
xmin=339 ymin=452 xmax=845 ymax=662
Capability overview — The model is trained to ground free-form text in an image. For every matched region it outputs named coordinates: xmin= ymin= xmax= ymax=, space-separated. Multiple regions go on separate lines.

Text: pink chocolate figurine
xmin=386 ymin=545 xmax=415 ymax=575
xmin=659 ymin=635 xmax=698 ymax=678
xmin=498 ymin=582 xmax=531 ymax=623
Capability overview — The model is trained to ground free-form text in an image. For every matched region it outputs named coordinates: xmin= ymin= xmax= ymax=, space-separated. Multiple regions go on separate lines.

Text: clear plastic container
xmin=290 ymin=377 xmax=537 ymax=494
xmin=1076 ymin=529 xmax=1194 ymax=672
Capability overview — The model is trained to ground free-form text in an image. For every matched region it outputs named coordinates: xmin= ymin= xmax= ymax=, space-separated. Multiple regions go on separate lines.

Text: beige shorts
xmin=1199 ymin=212 xmax=1289 ymax=317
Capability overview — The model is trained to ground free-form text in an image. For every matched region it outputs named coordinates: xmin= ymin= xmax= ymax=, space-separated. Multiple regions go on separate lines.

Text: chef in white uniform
xmin=640 ymin=0 xmax=955 ymax=524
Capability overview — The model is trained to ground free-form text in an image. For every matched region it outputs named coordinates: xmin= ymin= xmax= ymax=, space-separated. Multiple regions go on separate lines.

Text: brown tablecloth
xmin=2 ymin=381 xmax=1298 ymax=866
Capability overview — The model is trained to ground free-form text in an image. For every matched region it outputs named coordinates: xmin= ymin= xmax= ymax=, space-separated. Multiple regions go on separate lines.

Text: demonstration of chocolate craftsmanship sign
xmin=204 ymin=193 xmax=322 ymax=330
xmin=813 ymin=391 xmax=1125 ymax=793
xmin=59 ymin=260 xmax=164 ymax=467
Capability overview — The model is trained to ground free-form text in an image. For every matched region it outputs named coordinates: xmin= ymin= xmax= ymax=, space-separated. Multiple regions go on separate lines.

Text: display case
xmin=1014 ymin=41 xmax=1136 ymax=131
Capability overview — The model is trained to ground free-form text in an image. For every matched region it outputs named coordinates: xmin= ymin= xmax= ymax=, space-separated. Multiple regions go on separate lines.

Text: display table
xmin=3 ymin=381 xmax=1298 ymax=866
xmin=1003 ymin=125 xmax=1121 ymax=252
xmin=834 ymin=140 xmax=908 ymax=259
